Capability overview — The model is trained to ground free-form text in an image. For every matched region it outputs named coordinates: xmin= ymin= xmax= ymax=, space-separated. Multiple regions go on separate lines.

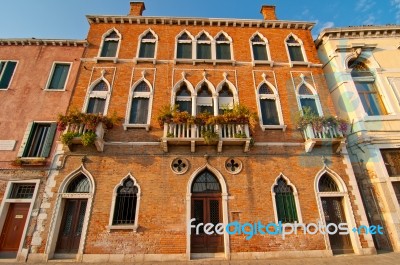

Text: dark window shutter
xmin=17 ymin=122 xmax=35 ymax=157
xmin=87 ymin=98 xmax=106 ymax=114
xmin=0 ymin=61 xmax=17 ymax=89
xmin=41 ymin=123 xmax=57 ymax=157
xmin=49 ymin=64 xmax=70 ymax=89
xmin=139 ymin=43 xmax=155 ymax=58
xmin=177 ymin=43 xmax=192 ymax=59
xmin=197 ymin=44 xmax=211 ymax=59
xmin=260 ymin=99 xmax=279 ymax=125
xmin=288 ymin=46 xmax=304 ymax=61
xmin=216 ymin=43 xmax=231 ymax=60
xmin=176 ymin=101 xmax=192 ymax=115
xmin=252 ymin=44 xmax=268 ymax=60
xmin=130 ymin=98 xmax=149 ymax=124
xmin=101 ymin=40 xmax=118 ymax=57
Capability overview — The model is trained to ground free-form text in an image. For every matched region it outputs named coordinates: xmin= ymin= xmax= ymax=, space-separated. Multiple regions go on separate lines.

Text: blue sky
xmin=0 ymin=0 xmax=398 ymax=40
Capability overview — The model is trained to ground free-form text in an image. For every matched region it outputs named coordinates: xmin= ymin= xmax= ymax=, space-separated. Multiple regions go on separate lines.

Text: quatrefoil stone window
xmin=225 ymin=158 xmax=242 ymax=174
xmin=171 ymin=158 xmax=189 ymax=175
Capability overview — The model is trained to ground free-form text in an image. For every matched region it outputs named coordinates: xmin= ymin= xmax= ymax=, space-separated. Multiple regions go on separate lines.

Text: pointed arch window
xmin=86 ymin=80 xmax=109 ymax=115
xmin=176 ymin=32 xmax=193 ymax=59
xmin=218 ymin=83 xmax=234 ymax=114
xmin=349 ymin=59 xmax=386 ymax=116
xmin=128 ymin=81 xmax=151 ymax=125
xmin=196 ymin=33 xmax=212 ymax=59
xmin=251 ymin=34 xmax=269 ymax=61
xmin=138 ymin=31 xmax=157 ymax=59
xmin=191 ymin=170 xmax=221 ymax=193
xmin=258 ymin=83 xmax=280 ymax=125
xmin=66 ymin=174 xmax=90 ymax=193
xmin=318 ymin=174 xmax=340 ymax=192
xmin=286 ymin=35 xmax=305 ymax=62
xmin=215 ymin=33 xmax=232 ymax=60
xmin=112 ymin=178 xmax=139 ymax=225
xmin=298 ymin=83 xmax=320 ymax=116
xmin=197 ymin=83 xmax=213 ymax=114
xmin=100 ymin=29 xmax=120 ymax=58
xmin=273 ymin=177 xmax=298 ymax=223
xmin=175 ymin=83 xmax=192 ymax=114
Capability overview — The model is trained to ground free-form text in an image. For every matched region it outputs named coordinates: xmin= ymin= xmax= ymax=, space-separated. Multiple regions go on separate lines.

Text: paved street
xmin=18 ymin=252 xmax=400 ymax=265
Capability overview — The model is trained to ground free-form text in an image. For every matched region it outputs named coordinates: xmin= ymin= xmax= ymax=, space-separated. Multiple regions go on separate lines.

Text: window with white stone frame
xmin=0 ymin=60 xmax=17 ymax=89
xmin=215 ymin=32 xmax=232 ymax=60
xmin=98 ymin=28 xmax=121 ymax=59
xmin=137 ymin=29 xmax=158 ymax=59
xmin=250 ymin=33 xmax=270 ymax=61
xmin=285 ymin=34 xmax=307 ymax=64
xmin=176 ymin=31 xmax=194 ymax=59
xmin=257 ymin=82 xmax=283 ymax=127
xmin=108 ymin=174 xmax=141 ymax=231
xmin=196 ymin=31 xmax=212 ymax=60
xmin=85 ymin=79 xmax=111 ymax=115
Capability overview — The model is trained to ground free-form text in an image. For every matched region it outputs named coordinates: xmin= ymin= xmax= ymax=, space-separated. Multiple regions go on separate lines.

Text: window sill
xmin=261 ymin=125 xmax=287 ymax=131
xmin=44 ymin=88 xmax=66 ymax=92
xmin=290 ymin=61 xmax=311 ymax=67
xmin=363 ymin=114 xmax=400 ymax=121
xmin=134 ymin=58 xmax=156 ymax=64
xmin=15 ymin=157 xmax=47 ymax=166
xmin=94 ymin=57 xmax=118 ymax=63
xmin=174 ymin=59 xmax=235 ymax=66
xmin=123 ymin=124 xmax=150 ymax=131
xmin=252 ymin=60 xmax=274 ymax=67
xmin=106 ymin=225 xmax=138 ymax=232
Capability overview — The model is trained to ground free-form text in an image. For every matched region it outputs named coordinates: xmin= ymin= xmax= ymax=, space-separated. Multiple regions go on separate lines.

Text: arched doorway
xmin=55 ymin=174 xmax=90 ymax=254
xmin=317 ymin=173 xmax=353 ymax=254
xmin=190 ymin=169 xmax=224 ymax=254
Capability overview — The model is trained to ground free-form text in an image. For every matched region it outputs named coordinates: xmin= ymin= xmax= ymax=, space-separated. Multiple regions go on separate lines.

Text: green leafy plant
xmin=202 ymin=129 xmax=219 ymax=144
xmin=234 ymin=132 xmax=247 ymax=138
xmin=166 ymin=132 xmax=175 ymax=138
xmin=81 ymin=131 xmax=97 ymax=147
xmin=61 ymin=131 xmax=80 ymax=146
xmin=57 ymin=109 xmax=119 ymax=132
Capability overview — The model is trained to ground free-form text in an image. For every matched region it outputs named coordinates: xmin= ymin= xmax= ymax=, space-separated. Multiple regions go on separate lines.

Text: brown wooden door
xmin=191 ymin=195 xmax=223 ymax=253
xmin=0 ymin=203 xmax=29 ymax=254
xmin=56 ymin=199 xmax=87 ymax=254
xmin=321 ymin=197 xmax=353 ymax=254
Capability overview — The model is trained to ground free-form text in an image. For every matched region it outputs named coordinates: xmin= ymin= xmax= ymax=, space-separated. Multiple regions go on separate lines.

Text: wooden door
xmin=56 ymin=199 xmax=87 ymax=254
xmin=191 ymin=195 xmax=223 ymax=253
xmin=0 ymin=203 xmax=29 ymax=255
xmin=321 ymin=197 xmax=353 ymax=254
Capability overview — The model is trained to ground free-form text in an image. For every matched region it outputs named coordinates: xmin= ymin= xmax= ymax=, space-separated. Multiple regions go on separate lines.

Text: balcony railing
xmin=303 ymin=124 xmax=345 ymax=153
xmin=162 ymin=123 xmax=251 ymax=152
xmin=63 ymin=122 xmax=105 ymax=152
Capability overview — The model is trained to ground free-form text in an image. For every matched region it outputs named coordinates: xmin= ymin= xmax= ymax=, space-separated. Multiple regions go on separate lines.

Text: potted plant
xmin=202 ymin=129 xmax=219 ymax=144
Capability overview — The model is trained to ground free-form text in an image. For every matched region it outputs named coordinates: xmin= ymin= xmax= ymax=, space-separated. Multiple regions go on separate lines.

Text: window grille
xmin=9 ymin=183 xmax=35 ymax=199
xmin=113 ymin=179 xmax=138 ymax=225
xmin=191 ymin=170 xmax=221 ymax=193
xmin=318 ymin=174 xmax=339 ymax=192
xmin=67 ymin=174 xmax=90 ymax=193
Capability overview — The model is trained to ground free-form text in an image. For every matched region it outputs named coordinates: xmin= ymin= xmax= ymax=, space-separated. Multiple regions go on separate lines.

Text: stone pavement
xmin=17 ymin=252 xmax=399 ymax=265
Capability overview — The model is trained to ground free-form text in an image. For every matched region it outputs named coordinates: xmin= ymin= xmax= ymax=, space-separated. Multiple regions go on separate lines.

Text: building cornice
xmin=315 ymin=25 xmax=400 ymax=47
xmin=86 ymin=15 xmax=315 ymax=30
xmin=0 ymin=38 xmax=87 ymax=47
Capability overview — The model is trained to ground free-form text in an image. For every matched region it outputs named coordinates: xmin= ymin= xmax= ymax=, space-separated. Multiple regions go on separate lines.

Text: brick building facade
xmin=4 ymin=2 xmax=376 ymax=262
xmin=0 ymin=39 xmax=86 ymax=261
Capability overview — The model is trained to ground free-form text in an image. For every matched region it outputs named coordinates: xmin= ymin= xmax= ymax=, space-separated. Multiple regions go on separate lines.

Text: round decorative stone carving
xmin=171 ymin=158 xmax=189 ymax=175
xmin=225 ymin=158 xmax=242 ymax=174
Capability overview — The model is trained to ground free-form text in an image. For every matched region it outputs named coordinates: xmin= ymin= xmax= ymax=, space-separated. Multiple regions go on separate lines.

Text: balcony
xmin=303 ymin=123 xmax=345 ymax=153
xmin=62 ymin=122 xmax=105 ymax=152
xmin=161 ymin=123 xmax=251 ymax=152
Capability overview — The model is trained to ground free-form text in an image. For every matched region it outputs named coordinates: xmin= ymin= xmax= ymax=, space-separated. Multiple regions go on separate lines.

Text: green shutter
xmin=41 ymin=123 xmax=57 ymax=157
xmin=0 ymin=61 xmax=17 ymax=89
xmin=17 ymin=122 xmax=35 ymax=157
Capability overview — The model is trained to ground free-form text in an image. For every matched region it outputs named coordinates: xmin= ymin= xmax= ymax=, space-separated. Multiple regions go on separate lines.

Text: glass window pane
xmin=139 ymin=43 xmax=155 ymax=58
xmin=129 ymin=98 xmax=149 ymax=124
xmin=216 ymin=43 xmax=231 ymax=60
xmin=252 ymin=44 xmax=268 ymax=60
xmin=176 ymin=101 xmax=192 ymax=114
xmin=101 ymin=40 xmax=118 ymax=57
xmin=87 ymin=98 xmax=106 ymax=114
xmin=0 ymin=61 xmax=17 ymax=89
xmin=300 ymin=98 xmax=319 ymax=115
xmin=177 ymin=43 xmax=192 ymax=59
xmin=288 ymin=46 xmax=304 ymax=62
xmin=197 ymin=44 xmax=211 ymax=59
xmin=49 ymin=64 xmax=70 ymax=89
xmin=260 ymin=99 xmax=279 ymax=125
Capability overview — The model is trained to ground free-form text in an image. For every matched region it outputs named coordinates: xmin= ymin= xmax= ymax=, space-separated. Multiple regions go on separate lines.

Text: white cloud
xmin=355 ymin=0 xmax=376 ymax=12
xmin=392 ymin=0 xmax=400 ymax=23
xmin=320 ymin=21 xmax=335 ymax=30
xmin=362 ymin=14 xmax=376 ymax=24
